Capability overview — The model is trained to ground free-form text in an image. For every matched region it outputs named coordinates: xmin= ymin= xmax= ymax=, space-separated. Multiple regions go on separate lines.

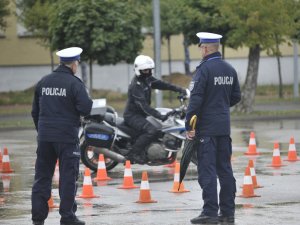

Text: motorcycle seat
xmin=104 ymin=112 xmax=116 ymax=126
xmin=117 ymin=120 xmax=139 ymax=138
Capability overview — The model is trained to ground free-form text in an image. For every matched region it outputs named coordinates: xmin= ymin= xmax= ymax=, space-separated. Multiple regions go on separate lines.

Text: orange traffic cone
xmin=93 ymin=154 xmax=112 ymax=181
xmin=268 ymin=142 xmax=286 ymax=167
xmin=118 ymin=160 xmax=138 ymax=189
xmin=2 ymin=175 xmax=11 ymax=192
xmin=238 ymin=166 xmax=260 ymax=198
xmin=53 ymin=160 xmax=60 ymax=184
xmin=0 ymin=196 xmax=5 ymax=205
xmin=48 ymin=194 xmax=59 ymax=209
xmin=136 ymin=171 xmax=157 ymax=203
xmin=284 ymin=137 xmax=300 ymax=162
xmin=244 ymin=132 xmax=260 ymax=155
xmin=0 ymin=149 xmax=3 ymax=172
xmin=1 ymin=147 xmax=14 ymax=173
xmin=169 ymin=162 xmax=189 ymax=193
xmin=164 ymin=160 xmax=176 ymax=168
xmin=78 ymin=167 xmax=99 ymax=198
xmin=55 ymin=160 xmax=59 ymax=172
xmin=248 ymin=159 xmax=263 ymax=188
xmin=0 ymin=148 xmax=2 ymax=160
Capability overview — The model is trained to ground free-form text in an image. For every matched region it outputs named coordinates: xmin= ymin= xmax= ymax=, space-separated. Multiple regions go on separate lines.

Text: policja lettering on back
xmin=41 ymin=87 xmax=67 ymax=96
xmin=214 ymin=76 xmax=233 ymax=85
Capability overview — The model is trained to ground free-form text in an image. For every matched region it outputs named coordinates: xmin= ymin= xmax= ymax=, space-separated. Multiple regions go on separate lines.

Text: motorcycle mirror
xmin=185 ymin=89 xmax=191 ymax=98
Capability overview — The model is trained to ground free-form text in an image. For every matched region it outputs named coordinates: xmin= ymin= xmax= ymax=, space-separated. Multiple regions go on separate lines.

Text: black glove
xmin=159 ymin=114 xmax=169 ymax=122
xmin=178 ymin=88 xmax=187 ymax=96
xmin=159 ymin=110 xmax=175 ymax=122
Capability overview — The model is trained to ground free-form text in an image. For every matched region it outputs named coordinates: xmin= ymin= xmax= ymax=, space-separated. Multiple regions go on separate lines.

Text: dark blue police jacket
xmin=31 ymin=65 xmax=93 ymax=144
xmin=185 ymin=52 xmax=241 ymax=136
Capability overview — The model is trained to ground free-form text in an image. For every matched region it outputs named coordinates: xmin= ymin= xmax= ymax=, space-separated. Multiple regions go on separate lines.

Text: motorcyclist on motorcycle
xmin=123 ymin=55 xmax=187 ymax=164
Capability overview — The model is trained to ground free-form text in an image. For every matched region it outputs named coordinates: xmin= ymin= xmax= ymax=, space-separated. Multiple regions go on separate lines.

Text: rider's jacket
xmin=123 ymin=75 xmax=183 ymax=120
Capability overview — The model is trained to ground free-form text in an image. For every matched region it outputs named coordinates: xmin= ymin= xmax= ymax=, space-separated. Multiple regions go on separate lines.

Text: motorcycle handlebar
xmin=177 ymin=95 xmax=188 ymax=101
xmin=177 ymin=88 xmax=190 ymax=101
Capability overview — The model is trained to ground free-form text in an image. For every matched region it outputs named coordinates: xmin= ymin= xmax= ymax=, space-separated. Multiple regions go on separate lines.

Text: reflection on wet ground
xmin=0 ymin=119 xmax=300 ymax=224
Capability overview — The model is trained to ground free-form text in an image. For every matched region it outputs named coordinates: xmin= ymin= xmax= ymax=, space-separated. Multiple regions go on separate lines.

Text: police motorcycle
xmin=79 ymin=94 xmax=190 ymax=172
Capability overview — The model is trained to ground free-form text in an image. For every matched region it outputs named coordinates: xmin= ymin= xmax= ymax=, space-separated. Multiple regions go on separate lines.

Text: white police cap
xmin=196 ymin=32 xmax=222 ymax=44
xmin=56 ymin=47 xmax=83 ymax=62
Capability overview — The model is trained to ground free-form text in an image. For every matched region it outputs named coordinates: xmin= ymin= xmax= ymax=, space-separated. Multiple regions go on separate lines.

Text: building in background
xmin=0 ymin=2 xmax=299 ymax=93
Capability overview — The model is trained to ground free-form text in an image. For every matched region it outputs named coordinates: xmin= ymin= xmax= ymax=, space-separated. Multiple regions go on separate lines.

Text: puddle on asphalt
xmin=267 ymin=201 xmax=300 ymax=206
xmin=1 ymin=119 xmax=300 ymax=221
xmin=236 ymin=204 xmax=265 ymax=209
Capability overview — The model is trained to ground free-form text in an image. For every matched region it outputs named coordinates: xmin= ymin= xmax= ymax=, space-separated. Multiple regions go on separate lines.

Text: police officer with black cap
xmin=31 ymin=47 xmax=93 ymax=225
xmin=124 ymin=55 xmax=187 ymax=164
xmin=185 ymin=32 xmax=241 ymax=224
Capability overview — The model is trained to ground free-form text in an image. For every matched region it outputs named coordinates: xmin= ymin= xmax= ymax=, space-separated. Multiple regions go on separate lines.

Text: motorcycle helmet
xmin=134 ymin=55 xmax=155 ymax=77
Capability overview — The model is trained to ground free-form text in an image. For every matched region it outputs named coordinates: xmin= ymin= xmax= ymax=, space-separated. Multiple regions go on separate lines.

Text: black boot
xmin=190 ymin=214 xmax=218 ymax=224
xmin=60 ymin=217 xmax=85 ymax=225
xmin=218 ymin=214 xmax=235 ymax=223
xmin=32 ymin=221 xmax=44 ymax=225
xmin=127 ymin=151 xmax=146 ymax=164
xmin=132 ymin=154 xmax=146 ymax=164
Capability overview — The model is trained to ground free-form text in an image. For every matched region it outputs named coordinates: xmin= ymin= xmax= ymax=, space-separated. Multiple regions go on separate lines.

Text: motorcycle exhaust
xmin=91 ymin=146 xmax=126 ymax=163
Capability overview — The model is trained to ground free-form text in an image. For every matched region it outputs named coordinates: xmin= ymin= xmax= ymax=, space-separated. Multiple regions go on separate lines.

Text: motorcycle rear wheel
xmin=80 ymin=141 xmax=119 ymax=172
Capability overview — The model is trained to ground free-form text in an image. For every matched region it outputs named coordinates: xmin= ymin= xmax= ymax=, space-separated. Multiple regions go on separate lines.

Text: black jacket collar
xmin=54 ymin=65 xmax=74 ymax=75
xmin=203 ymin=51 xmax=222 ymax=61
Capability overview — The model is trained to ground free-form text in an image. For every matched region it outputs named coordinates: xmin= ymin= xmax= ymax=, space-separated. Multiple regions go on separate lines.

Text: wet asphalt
xmin=0 ymin=119 xmax=300 ymax=225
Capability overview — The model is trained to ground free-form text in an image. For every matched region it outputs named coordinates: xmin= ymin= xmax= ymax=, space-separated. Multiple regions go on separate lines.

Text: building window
xmin=0 ymin=29 xmax=5 ymax=38
xmin=15 ymin=1 xmax=32 ymax=37
xmin=17 ymin=22 xmax=32 ymax=37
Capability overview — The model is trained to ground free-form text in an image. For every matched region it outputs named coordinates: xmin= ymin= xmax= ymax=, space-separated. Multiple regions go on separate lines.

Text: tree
xmin=265 ymin=1 xmax=296 ymax=98
xmin=159 ymin=0 xmax=185 ymax=75
xmin=178 ymin=0 xmax=204 ymax=75
xmin=0 ymin=0 xmax=10 ymax=30
xmin=17 ymin=0 xmax=58 ymax=71
xmin=291 ymin=0 xmax=300 ymax=41
xmin=273 ymin=34 xmax=284 ymax=98
xmin=182 ymin=0 xmax=230 ymax=53
xmin=49 ymin=0 xmax=144 ymax=92
xmin=179 ymin=0 xmax=233 ymax=74
xmin=290 ymin=0 xmax=300 ymax=98
xmin=219 ymin=0 xmax=295 ymax=113
xmin=140 ymin=0 xmax=183 ymax=75
xmin=142 ymin=0 xmax=203 ymax=75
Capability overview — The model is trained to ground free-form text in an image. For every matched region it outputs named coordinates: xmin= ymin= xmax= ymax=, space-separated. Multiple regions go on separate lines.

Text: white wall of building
xmin=0 ymin=56 xmax=299 ymax=93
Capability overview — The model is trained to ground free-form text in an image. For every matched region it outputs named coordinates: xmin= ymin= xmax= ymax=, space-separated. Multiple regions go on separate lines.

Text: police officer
xmin=31 ymin=47 xmax=93 ymax=225
xmin=185 ymin=33 xmax=241 ymax=224
xmin=124 ymin=55 xmax=187 ymax=164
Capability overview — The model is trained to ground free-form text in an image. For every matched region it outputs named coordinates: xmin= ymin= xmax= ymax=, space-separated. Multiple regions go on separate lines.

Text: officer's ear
xmin=70 ymin=61 xmax=78 ymax=74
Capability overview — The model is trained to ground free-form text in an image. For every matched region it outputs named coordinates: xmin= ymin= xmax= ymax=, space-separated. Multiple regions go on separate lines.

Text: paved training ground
xmin=0 ymin=122 xmax=300 ymax=225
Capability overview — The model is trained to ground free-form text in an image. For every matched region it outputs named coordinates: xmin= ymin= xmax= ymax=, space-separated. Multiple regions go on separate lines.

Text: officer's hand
xmin=186 ymin=130 xmax=195 ymax=140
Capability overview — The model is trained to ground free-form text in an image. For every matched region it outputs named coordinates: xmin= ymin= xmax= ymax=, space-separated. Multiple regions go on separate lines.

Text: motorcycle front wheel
xmin=80 ymin=141 xmax=119 ymax=172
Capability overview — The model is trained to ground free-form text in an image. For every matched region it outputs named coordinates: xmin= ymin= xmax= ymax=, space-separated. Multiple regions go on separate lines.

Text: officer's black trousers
xmin=196 ymin=136 xmax=236 ymax=217
xmin=32 ymin=141 xmax=80 ymax=222
xmin=125 ymin=115 xmax=159 ymax=156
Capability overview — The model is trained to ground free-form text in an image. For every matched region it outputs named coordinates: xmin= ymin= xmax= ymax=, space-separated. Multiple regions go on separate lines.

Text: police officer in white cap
xmin=185 ymin=33 xmax=241 ymax=224
xmin=31 ymin=47 xmax=93 ymax=225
